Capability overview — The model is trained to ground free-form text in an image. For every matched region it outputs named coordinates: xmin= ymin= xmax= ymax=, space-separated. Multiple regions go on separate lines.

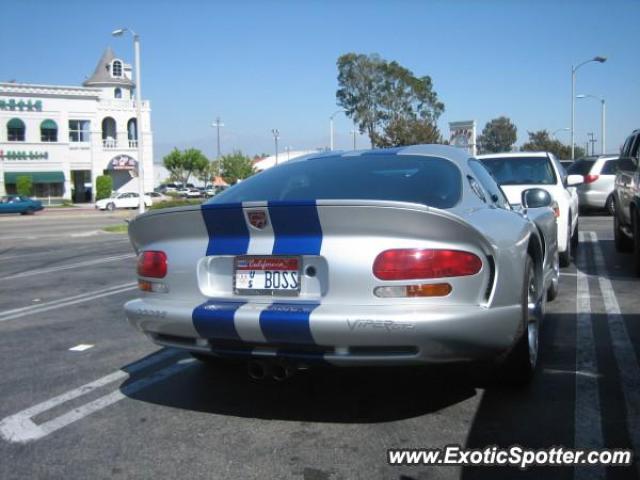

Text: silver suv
xmin=568 ymin=156 xmax=619 ymax=215
xmin=613 ymin=129 xmax=640 ymax=274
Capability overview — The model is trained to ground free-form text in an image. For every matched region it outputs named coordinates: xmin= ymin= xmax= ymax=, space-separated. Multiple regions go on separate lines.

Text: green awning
xmin=7 ymin=118 xmax=25 ymax=129
xmin=40 ymin=119 xmax=57 ymax=130
xmin=4 ymin=171 xmax=65 ymax=184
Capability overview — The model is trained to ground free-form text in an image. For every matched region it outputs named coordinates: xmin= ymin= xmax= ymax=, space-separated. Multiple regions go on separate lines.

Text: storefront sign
xmin=449 ymin=120 xmax=477 ymax=156
xmin=0 ymin=150 xmax=49 ymax=160
xmin=110 ymin=154 xmax=137 ymax=171
xmin=0 ymin=99 xmax=43 ymax=112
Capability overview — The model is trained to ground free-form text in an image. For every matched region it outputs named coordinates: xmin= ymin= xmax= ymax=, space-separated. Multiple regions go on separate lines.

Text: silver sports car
xmin=125 ymin=145 xmax=558 ymax=384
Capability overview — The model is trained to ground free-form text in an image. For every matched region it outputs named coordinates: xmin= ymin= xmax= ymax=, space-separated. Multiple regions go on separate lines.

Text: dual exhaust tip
xmin=248 ymin=359 xmax=297 ymax=381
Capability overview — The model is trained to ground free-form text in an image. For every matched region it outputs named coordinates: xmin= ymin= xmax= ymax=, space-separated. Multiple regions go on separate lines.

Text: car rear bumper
xmin=124 ymin=298 xmax=523 ymax=366
xmin=578 ymin=190 xmax=609 ymax=209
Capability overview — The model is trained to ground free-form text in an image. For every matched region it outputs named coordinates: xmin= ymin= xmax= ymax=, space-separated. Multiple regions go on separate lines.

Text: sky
xmin=1 ymin=0 xmax=638 ymax=161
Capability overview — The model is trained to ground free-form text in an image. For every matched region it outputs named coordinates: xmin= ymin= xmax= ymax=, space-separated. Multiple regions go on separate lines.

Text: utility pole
xmin=211 ymin=117 xmax=224 ymax=180
xmin=587 ymin=132 xmax=598 ymax=156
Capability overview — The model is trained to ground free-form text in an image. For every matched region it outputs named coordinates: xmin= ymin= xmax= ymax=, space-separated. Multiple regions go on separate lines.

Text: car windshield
xmin=208 ymin=154 xmax=462 ymax=209
xmin=479 ymin=156 xmax=557 ymax=185
xmin=567 ymin=159 xmax=596 ymax=175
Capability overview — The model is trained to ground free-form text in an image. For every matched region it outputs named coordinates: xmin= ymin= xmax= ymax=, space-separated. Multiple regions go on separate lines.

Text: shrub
xmin=16 ymin=176 xmax=33 ymax=196
xmin=149 ymin=199 xmax=202 ymax=210
xmin=96 ymin=175 xmax=113 ymax=201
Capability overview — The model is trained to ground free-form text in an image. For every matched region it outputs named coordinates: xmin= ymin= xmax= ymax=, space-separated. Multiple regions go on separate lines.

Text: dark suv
xmin=613 ymin=129 xmax=640 ymax=274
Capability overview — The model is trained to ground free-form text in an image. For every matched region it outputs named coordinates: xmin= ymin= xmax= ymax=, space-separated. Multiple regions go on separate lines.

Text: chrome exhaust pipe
xmin=272 ymin=362 xmax=296 ymax=382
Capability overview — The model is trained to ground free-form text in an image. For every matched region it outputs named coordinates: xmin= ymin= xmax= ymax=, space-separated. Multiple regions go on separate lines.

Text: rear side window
xmin=479 ymin=156 xmax=557 ymax=185
xmin=601 ymin=160 xmax=619 ymax=175
xmin=567 ymin=159 xmax=596 ymax=175
xmin=209 ymin=154 xmax=462 ymax=209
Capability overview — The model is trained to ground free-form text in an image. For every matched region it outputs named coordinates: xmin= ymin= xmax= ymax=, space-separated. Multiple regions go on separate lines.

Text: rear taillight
xmin=373 ymin=249 xmax=482 ymax=280
xmin=584 ymin=174 xmax=599 ymax=184
xmin=137 ymin=251 xmax=167 ymax=278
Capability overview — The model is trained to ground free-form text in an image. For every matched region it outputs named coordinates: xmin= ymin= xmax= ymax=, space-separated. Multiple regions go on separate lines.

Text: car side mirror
xmin=566 ymin=174 xmax=584 ymax=187
xmin=522 ymin=188 xmax=552 ymax=209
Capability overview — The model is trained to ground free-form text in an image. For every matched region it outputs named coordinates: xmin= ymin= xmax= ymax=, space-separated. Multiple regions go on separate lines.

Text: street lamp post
xmin=112 ymin=27 xmax=146 ymax=214
xmin=571 ymin=56 xmax=606 ymax=160
xmin=211 ymin=117 xmax=224 ymax=180
xmin=271 ymin=129 xmax=280 ymax=166
xmin=576 ymin=94 xmax=606 ymax=154
xmin=329 ymin=109 xmax=347 ymax=150
xmin=551 ymin=127 xmax=570 ymax=139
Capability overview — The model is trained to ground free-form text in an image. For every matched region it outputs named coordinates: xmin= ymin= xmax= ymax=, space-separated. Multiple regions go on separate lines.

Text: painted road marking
xmin=0 ymin=282 xmax=137 ymax=322
xmin=574 ymin=231 xmax=604 ymax=480
xmin=0 ymin=253 xmax=134 ymax=281
xmin=589 ymin=231 xmax=640 ymax=475
xmin=0 ymin=349 xmax=192 ymax=444
xmin=0 ymin=239 xmax=131 ymax=262
xmin=69 ymin=344 xmax=94 ymax=352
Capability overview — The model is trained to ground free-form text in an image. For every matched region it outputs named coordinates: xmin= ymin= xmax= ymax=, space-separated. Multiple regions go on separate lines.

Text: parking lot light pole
xmin=571 ymin=56 xmax=606 ymax=160
xmin=329 ymin=109 xmax=347 ymax=151
xmin=576 ymin=94 xmax=606 ymax=154
xmin=211 ymin=117 xmax=225 ymax=180
xmin=271 ymin=129 xmax=280 ymax=166
xmin=551 ymin=127 xmax=570 ymax=139
xmin=112 ymin=27 xmax=145 ymax=214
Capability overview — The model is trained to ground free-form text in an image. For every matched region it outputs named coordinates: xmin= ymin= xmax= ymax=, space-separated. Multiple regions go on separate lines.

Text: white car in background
xmin=95 ymin=192 xmax=152 ymax=211
xmin=478 ymin=152 xmax=582 ymax=267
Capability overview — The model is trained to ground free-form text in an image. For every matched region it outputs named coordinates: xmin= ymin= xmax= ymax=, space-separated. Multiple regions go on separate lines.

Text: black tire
xmin=559 ymin=218 xmax=572 ymax=267
xmin=633 ymin=212 xmax=640 ymax=277
xmin=497 ymin=256 xmax=539 ymax=386
xmin=605 ymin=195 xmax=615 ymax=216
xmin=614 ymin=209 xmax=633 ymax=252
xmin=106 ymin=202 xmax=115 ymax=211
xmin=571 ymin=217 xmax=579 ymax=257
xmin=547 ymin=252 xmax=559 ymax=302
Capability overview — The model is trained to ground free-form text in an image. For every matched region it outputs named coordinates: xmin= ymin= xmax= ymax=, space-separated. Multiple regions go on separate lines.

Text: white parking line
xmin=589 ymin=231 xmax=640 ymax=474
xmin=0 ymin=349 xmax=189 ymax=443
xmin=574 ymin=231 xmax=604 ymax=480
xmin=0 ymin=253 xmax=134 ymax=281
xmin=69 ymin=344 xmax=94 ymax=352
xmin=0 ymin=282 xmax=137 ymax=322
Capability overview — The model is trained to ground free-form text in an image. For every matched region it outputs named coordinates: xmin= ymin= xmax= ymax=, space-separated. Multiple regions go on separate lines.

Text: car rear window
xmin=567 ymin=159 xmax=596 ymax=175
xmin=601 ymin=159 xmax=619 ymax=175
xmin=208 ymin=154 xmax=461 ymax=209
xmin=479 ymin=156 xmax=557 ymax=185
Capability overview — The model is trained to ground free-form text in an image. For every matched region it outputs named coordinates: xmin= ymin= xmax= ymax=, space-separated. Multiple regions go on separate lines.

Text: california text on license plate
xmin=234 ymin=256 xmax=301 ymax=296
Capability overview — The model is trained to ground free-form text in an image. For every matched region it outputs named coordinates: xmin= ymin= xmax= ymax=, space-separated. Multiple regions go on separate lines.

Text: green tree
xmin=195 ymin=161 xmax=217 ymax=187
xmin=336 ymin=53 xmax=444 ymax=148
xmin=521 ymin=130 xmax=585 ymax=159
xmin=95 ymin=175 xmax=113 ymax=201
xmin=16 ymin=176 xmax=32 ymax=196
xmin=477 ymin=116 xmax=517 ymax=153
xmin=215 ymin=151 xmax=256 ymax=184
xmin=162 ymin=148 xmax=209 ymax=185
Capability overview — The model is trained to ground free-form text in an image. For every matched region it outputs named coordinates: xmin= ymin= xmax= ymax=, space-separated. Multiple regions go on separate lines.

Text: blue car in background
xmin=0 ymin=195 xmax=44 ymax=215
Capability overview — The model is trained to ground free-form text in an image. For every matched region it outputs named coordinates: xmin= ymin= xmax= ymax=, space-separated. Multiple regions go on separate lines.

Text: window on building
xmin=114 ymin=88 xmax=122 ymax=99
xmin=112 ymin=60 xmax=123 ymax=78
xmin=102 ymin=117 xmax=117 ymax=140
xmin=40 ymin=119 xmax=58 ymax=142
xmin=69 ymin=120 xmax=90 ymax=142
xmin=127 ymin=118 xmax=137 ymax=140
xmin=7 ymin=118 xmax=26 ymax=141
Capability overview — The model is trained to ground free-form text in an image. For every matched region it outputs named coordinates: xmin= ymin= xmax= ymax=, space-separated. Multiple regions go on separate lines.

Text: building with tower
xmin=0 ymin=47 xmax=154 ymax=202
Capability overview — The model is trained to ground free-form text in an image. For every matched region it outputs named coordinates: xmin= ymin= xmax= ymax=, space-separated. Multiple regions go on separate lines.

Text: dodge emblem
xmin=248 ymin=210 xmax=268 ymax=229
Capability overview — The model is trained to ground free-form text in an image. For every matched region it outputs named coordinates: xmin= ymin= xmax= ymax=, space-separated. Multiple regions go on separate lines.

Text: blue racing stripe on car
xmin=192 ymin=301 xmax=245 ymax=340
xmin=201 ymin=203 xmax=250 ymax=255
xmin=268 ymin=201 xmax=323 ymax=255
xmin=259 ymin=302 xmax=320 ymax=345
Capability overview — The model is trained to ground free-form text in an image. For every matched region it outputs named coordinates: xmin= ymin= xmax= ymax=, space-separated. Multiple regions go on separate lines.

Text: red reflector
xmin=373 ymin=249 xmax=482 ymax=280
xmin=137 ymin=251 xmax=167 ymax=278
xmin=584 ymin=174 xmax=599 ymax=184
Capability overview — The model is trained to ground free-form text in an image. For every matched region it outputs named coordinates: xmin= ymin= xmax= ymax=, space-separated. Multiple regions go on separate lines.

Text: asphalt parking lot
xmin=0 ymin=212 xmax=639 ymax=479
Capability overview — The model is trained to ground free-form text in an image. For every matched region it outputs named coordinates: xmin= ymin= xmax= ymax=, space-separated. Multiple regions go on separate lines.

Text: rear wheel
xmin=497 ymin=256 xmax=539 ymax=386
xmin=605 ymin=195 xmax=615 ymax=216
xmin=633 ymin=212 xmax=640 ymax=277
xmin=571 ymin=217 xmax=579 ymax=257
xmin=547 ymin=252 xmax=559 ymax=302
xmin=614 ymin=208 xmax=633 ymax=252
xmin=559 ymin=218 xmax=572 ymax=267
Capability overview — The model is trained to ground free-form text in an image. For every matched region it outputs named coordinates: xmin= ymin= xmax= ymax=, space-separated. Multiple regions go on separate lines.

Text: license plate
xmin=234 ymin=256 xmax=301 ymax=296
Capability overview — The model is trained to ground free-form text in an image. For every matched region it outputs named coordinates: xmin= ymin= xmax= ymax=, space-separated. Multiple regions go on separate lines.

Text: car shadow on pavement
xmin=121 ymin=355 xmax=479 ymax=423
